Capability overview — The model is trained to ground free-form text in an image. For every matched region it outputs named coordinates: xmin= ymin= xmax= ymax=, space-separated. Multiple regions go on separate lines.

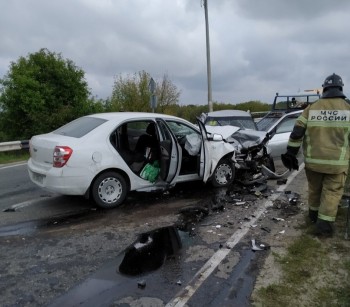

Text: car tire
xmin=212 ymin=159 xmax=235 ymax=187
xmin=92 ymin=171 xmax=127 ymax=209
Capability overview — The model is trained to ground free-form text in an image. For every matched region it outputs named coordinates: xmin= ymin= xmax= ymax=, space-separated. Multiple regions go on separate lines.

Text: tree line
xmin=0 ymin=49 xmax=271 ymax=142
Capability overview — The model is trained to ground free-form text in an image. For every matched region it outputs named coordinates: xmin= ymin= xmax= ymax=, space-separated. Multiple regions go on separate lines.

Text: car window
xmin=127 ymin=121 xmax=149 ymax=130
xmin=275 ymin=117 xmax=297 ymax=134
xmin=53 ymin=117 xmax=107 ymax=138
xmin=204 ymin=116 xmax=256 ymax=130
xmin=124 ymin=120 xmax=156 ymax=151
xmin=165 ymin=120 xmax=199 ymax=138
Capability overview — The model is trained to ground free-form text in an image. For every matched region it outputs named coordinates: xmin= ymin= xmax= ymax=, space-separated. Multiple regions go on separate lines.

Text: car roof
xmin=206 ymin=110 xmax=252 ymax=117
xmin=274 ymin=94 xmax=320 ymax=98
xmin=266 ymin=109 xmax=302 ymax=117
xmin=85 ymin=112 xmax=181 ymax=121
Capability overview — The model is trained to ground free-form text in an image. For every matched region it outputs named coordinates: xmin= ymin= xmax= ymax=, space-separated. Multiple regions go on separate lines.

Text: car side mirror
xmin=212 ymin=134 xmax=223 ymax=141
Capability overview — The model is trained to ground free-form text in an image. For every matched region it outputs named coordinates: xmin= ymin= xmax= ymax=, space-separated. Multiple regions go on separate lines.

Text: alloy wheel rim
xmin=215 ymin=164 xmax=232 ymax=185
xmin=98 ymin=177 xmax=122 ymax=204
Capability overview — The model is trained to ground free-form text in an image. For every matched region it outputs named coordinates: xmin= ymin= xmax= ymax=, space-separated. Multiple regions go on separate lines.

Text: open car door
xmin=196 ymin=118 xmax=211 ymax=182
xmin=197 ymin=118 xmax=237 ymax=183
xmin=156 ymin=119 xmax=182 ymax=183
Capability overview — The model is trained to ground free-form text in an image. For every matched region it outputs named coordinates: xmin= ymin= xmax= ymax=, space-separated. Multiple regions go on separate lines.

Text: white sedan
xmin=28 ymin=112 xmax=237 ymax=208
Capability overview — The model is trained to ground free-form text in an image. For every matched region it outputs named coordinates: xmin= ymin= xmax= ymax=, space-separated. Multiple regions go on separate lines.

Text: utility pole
xmin=203 ymin=0 xmax=213 ymax=112
xmin=149 ymin=77 xmax=157 ymax=113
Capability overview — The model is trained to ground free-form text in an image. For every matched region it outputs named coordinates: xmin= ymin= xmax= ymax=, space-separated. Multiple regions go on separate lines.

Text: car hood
xmin=205 ymin=125 xmax=269 ymax=147
xmin=228 ymin=130 xmax=269 ymax=149
xmin=205 ymin=125 xmax=241 ymax=140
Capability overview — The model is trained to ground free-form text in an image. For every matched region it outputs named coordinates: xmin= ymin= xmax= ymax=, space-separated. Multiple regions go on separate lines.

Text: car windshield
xmin=53 ymin=117 xmax=107 ymax=138
xmin=273 ymin=95 xmax=319 ymax=111
xmin=256 ymin=117 xmax=280 ymax=131
xmin=204 ymin=116 xmax=256 ymax=130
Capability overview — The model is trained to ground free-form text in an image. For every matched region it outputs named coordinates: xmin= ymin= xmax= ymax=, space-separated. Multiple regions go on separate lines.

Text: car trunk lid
xmin=29 ymin=133 xmax=76 ymax=170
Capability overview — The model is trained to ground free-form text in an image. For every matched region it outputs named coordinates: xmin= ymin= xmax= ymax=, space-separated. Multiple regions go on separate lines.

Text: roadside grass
xmin=0 ymin=150 xmax=29 ymax=164
xmin=253 ymin=206 xmax=350 ymax=307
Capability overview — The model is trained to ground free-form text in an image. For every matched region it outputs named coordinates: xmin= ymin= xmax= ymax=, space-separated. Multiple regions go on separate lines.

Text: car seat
xmin=134 ymin=123 xmax=159 ymax=163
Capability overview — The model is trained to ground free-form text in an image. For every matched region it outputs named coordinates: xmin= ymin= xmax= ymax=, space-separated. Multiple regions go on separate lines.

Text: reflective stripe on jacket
xmin=287 ymin=98 xmax=350 ymax=174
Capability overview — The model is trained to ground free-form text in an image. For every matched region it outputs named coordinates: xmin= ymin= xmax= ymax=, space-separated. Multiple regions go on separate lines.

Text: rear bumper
xmin=27 ymin=158 xmax=91 ymax=195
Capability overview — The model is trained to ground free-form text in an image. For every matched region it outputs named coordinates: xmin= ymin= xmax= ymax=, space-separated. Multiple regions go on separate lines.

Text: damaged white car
xmin=205 ymin=125 xmax=284 ymax=184
xmin=28 ymin=113 xmax=239 ymax=209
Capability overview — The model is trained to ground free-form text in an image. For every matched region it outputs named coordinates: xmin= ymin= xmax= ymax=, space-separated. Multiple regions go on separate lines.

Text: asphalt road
xmin=0 ymin=160 xmax=304 ymax=306
xmin=0 ymin=162 xmax=42 ymax=210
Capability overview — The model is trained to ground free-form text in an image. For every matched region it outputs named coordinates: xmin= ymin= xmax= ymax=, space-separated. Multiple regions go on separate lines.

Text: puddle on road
xmin=0 ymin=209 xmax=106 ymax=237
xmin=50 ymin=221 xmax=265 ymax=306
xmin=5 ymin=181 xmax=276 ymax=305
xmin=119 ymin=226 xmax=182 ymax=276
xmin=50 ymin=225 xmax=188 ymax=306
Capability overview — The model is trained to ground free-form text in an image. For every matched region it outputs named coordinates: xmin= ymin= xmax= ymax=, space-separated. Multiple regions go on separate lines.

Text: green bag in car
xmin=140 ymin=160 xmax=160 ymax=183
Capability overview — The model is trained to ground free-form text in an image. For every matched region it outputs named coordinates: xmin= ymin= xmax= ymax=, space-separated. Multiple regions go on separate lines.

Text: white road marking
xmin=0 ymin=162 xmax=27 ymax=169
xmin=166 ymin=163 xmax=305 ymax=307
xmin=9 ymin=197 xmax=52 ymax=210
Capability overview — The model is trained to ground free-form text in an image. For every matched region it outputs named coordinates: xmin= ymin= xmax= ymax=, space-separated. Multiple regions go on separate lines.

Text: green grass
xmin=0 ymin=150 xmax=29 ymax=164
xmin=254 ymin=166 xmax=350 ymax=306
xmin=253 ymin=209 xmax=350 ymax=307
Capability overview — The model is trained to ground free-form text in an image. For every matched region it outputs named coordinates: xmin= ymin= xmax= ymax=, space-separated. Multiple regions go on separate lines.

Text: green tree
xmin=155 ymin=73 xmax=181 ymax=113
xmin=108 ymin=70 xmax=180 ymax=113
xmin=0 ymin=48 xmax=92 ymax=141
xmin=108 ymin=71 xmax=149 ymax=112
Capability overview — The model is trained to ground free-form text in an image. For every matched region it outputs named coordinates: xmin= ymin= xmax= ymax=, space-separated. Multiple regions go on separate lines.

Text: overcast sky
xmin=1 ymin=0 xmax=350 ymax=106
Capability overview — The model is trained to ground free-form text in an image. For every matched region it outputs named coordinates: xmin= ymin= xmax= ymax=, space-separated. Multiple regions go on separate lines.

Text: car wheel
xmin=92 ymin=171 xmax=127 ymax=209
xmin=212 ymin=159 xmax=235 ymax=187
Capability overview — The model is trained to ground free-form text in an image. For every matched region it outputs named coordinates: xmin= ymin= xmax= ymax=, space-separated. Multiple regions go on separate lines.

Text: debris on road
xmin=272 ymin=217 xmax=285 ymax=222
xmin=3 ymin=208 xmax=16 ymax=212
xmin=251 ymin=239 xmax=263 ymax=251
xmin=277 ymin=179 xmax=287 ymax=185
xmin=137 ymin=280 xmax=146 ymax=289
xmin=261 ymin=226 xmax=271 ymax=233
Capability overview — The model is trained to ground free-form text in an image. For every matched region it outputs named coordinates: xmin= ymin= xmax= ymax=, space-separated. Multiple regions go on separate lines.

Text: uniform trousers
xmin=305 ymin=168 xmax=346 ymax=222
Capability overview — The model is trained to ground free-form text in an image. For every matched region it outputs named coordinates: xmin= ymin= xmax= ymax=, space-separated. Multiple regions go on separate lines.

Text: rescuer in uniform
xmin=281 ymin=73 xmax=350 ymax=236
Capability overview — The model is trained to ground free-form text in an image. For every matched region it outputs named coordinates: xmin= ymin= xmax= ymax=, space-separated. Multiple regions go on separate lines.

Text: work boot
xmin=308 ymin=209 xmax=318 ymax=223
xmin=314 ymin=219 xmax=333 ymax=237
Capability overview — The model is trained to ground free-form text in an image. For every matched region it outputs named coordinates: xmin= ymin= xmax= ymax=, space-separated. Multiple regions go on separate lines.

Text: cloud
xmin=0 ymin=0 xmax=349 ymax=106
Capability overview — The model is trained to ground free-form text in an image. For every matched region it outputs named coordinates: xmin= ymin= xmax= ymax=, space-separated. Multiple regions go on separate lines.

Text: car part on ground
xmin=261 ymin=165 xmax=289 ymax=179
